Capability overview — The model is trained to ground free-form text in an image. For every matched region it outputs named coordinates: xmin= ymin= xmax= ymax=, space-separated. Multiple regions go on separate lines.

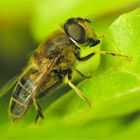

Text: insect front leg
xmin=97 ymin=50 xmax=132 ymax=60
xmin=76 ymin=52 xmax=96 ymax=61
xmin=76 ymin=50 xmax=131 ymax=61
xmin=65 ymin=70 xmax=91 ymax=107
xmin=32 ymin=98 xmax=44 ymax=123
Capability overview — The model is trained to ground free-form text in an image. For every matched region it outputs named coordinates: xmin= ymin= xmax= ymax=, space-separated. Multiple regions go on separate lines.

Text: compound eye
xmin=65 ymin=23 xmax=86 ymax=44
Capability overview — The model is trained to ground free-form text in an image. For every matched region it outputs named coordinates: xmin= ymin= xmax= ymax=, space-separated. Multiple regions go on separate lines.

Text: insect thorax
xmin=33 ymin=31 xmax=77 ymax=70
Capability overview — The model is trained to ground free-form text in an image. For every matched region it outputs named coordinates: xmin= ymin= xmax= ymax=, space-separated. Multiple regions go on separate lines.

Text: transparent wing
xmin=0 ymin=55 xmax=60 ymax=99
xmin=0 ymin=64 xmax=33 ymax=98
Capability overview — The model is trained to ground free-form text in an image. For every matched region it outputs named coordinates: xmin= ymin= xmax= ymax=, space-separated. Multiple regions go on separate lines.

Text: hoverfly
xmin=9 ymin=17 xmax=130 ymax=122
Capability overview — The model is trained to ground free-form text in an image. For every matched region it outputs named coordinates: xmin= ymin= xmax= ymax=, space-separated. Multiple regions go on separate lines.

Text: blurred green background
xmin=0 ymin=0 xmax=140 ymax=139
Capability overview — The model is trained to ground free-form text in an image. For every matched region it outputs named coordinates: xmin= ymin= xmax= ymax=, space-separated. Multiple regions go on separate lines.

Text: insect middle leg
xmin=32 ymin=98 xmax=44 ymax=123
xmin=75 ymin=69 xmax=91 ymax=78
xmin=65 ymin=70 xmax=91 ymax=107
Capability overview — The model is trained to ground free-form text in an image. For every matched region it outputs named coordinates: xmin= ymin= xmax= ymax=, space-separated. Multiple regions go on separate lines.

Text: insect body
xmin=10 ymin=32 xmax=77 ymax=121
xmin=9 ymin=18 xmax=130 ymax=122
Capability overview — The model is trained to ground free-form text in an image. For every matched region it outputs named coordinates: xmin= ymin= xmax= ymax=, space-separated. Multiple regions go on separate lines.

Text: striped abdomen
xmin=10 ymin=75 xmax=35 ymax=121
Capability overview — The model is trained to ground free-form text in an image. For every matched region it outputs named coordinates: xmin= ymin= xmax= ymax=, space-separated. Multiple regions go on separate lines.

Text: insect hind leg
xmin=33 ymin=98 xmax=44 ymax=123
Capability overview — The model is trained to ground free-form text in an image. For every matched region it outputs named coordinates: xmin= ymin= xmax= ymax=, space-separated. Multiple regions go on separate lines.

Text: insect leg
xmin=76 ymin=52 xmax=96 ymax=61
xmin=65 ymin=70 xmax=91 ymax=107
xmin=75 ymin=69 xmax=91 ymax=78
xmin=32 ymin=98 xmax=44 ymax=123
xmin=97 ymin=50 xmax=132 ymax=60
xmin=76 ymin=50 xmax=131 ymax=61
